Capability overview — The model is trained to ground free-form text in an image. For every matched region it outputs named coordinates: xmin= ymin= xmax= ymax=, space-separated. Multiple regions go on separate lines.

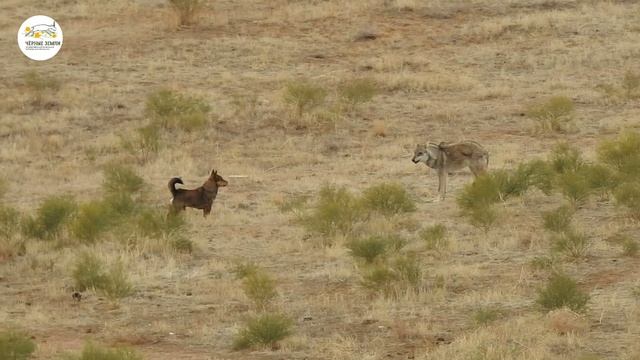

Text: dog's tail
xmin=168 ymin=177 xmax=183 ymax=196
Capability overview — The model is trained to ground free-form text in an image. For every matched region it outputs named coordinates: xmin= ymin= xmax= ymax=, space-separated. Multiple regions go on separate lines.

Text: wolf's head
xmin=412 ymin=143 xmax=441 ymax=168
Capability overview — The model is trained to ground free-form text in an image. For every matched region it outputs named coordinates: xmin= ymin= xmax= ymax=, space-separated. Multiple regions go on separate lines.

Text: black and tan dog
xmin=168 ymin=169 xmax=228 ymax=217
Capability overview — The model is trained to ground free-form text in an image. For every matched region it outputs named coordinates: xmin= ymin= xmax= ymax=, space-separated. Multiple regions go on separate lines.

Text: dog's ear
xmin=211 ymin=169 xmax=217 ymax=177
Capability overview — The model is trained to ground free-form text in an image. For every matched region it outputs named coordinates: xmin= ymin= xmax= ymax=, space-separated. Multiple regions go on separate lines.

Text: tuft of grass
xmin=283 ymin=80 xmax=327 ymax=117
xmin=361 ymin=263 xmax=398 ymax=292
xmin=581 ymin=163 xmax=617 ymax=195
xmin=536 ymin=273 xmax=589 ymax=313
xmin=346 ymin=235 xmax=392 ymax=263
xmin=473 ymin=307 xmax=501 ymax=326
xmin=146 ymin=89 xmax=210 ymax=131
xmin=134 ymin=208 xmax=185 ymax=238
xmin=0 ymin=205 xmax=20 ymax=239
xmin=21 ymin=196 xmax=77 ymax=240
xmin=120 ymin=124 xmax=161 ymax=162
xmin=360 ymin=182 xmax=416 ymax=216
xmin=103 ymin=164 xmax=145 ymax=195
xmin=550 ymin=143 xmax=583 ymax=174
xmin=0 ymin=329 xmax=36 ymax=360
xmin=231 ymin=262 xmax=260 ymax=280
xmin=597 ymin=131 xmax=640 ymax=179
xmin=613 ymin=182 xmax=640 ymax=219
xmin=419 ymin=224 xmax=448 ymax=251
xmin=542 ymin=205 xmax=574 ymax=233
xmin=232 ymin=313 xmax=293 ymax=350
xmin=622 ymin=237 xmax=639 ymax=257
xmin=275 ymin=194 xmax=309 ymax=215
xmin=552 ymin=230 xmax=590 ymax=260
xmin=23 ymin=70 xmax=60 ymax=105
xmin=300 ymin=185 xmax=366 ymax=237
xmin=526 ymin=96 xmax=574 ymax=133
xmin=622 ymin=70 xmax=640 ymax=99
xmin=556 ymin=171 xmax=591 ymax=205
xmin=169 ymin=0 xmax=202 ymax=27
xmin=71 ymin=201 xmax=116 ymax=243
xmin=71 ymin=252 xmax=133 ymax=300
xmin=0 ymin=178 xmax=7 ymax=199
xmin=62 ymin=342 xmax=142 ymax=360
xmin=338 ymin=78 xmax=376 ymax=110
xmin=391 ymin=254 xmax=422 ymax=288
xmin=529 ymin=255 xmax=558 ymax=271
xmin=242 ymin=270 xmax=278 ymax=310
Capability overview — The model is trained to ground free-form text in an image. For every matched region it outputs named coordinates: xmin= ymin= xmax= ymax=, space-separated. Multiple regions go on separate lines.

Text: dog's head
xmin=209 ymin=169 xmax=228 ymax=187
xmin=412 ymin=143 xmax=440 ymax=168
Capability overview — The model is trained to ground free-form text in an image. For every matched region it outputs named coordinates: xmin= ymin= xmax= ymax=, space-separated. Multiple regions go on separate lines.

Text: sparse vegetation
xmin=283 ymin=80 xmax=327 ymax=117
xmin=346 ymin=235 xmax=396 ymax=263
xmin=542 ymin=205 xmax=574 ymax=233
xmin=169 ymin=0 xmax=203 ymax=27
xmin=622 ymin=237 xmax=639 ymax=257
xmin=232 ymin=313 xmax=293 ymax=350
xmin=242 ymin=270 xmax=278 ymax=310
xmin=526 ymin=96 xmax=575 ymax=133
xmin=299 ymin=185 xmax=365 ymax=237
xmin=420 ymin=224 xmax=448 ymax=251
xmin=62 ymin=342 xmax=142 ymax=360
xmin=0 ymin=329 xmax=36 ymax=360
xmin=72 ymin=252 xmax=133 ymax=300
xmin=537 ymin=273 xmax=589 ymax=313
xmin=552 ymin=230 xmax=590 ymax=260
xmin=21 ymin=195 xmax=77 ymax=240
xmin=146 ymin=89 xmax=210 ymax=131
xmin=360 ymin=182 xmax=416 ymax=215
xmin=473 ymin=307 xmax=501 ymax=326
xmin=338 ymin=78 xmax=376 ymax=110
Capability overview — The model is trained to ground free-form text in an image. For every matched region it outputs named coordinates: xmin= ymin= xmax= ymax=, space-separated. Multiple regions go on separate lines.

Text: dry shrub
xmin=169 ymin=0 xmax=203 ymax=27
xmin=546 ymin=308 xmax=588 ymax=335
xmin=526 ymin=96 xmax=574 ymax=133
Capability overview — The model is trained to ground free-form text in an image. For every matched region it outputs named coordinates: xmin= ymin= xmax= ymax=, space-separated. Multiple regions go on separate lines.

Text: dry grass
xmin=1 ymin=0 xmax=640 ymax=359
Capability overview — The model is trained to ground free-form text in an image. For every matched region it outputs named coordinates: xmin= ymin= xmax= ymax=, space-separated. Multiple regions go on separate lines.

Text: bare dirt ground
xmin=1 ymin=0 xmax=639 ymax=359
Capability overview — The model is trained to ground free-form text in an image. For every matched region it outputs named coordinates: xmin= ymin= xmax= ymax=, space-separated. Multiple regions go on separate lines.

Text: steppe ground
xmin=1 ymin=0 xmax=639 ymax=359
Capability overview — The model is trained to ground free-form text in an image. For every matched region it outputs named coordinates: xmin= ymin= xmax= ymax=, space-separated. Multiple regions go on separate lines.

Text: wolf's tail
xmin=168 ymin=177 xmax=183 ymax=196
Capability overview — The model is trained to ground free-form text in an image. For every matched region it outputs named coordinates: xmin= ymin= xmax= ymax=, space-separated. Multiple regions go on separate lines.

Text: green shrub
xmin=338 ymin=78 xmax=376 ymax=109
xmin=103 ymin=164 xmax=145 ymax=195
xmin=550 ymin=143 xmax=583 ymax=174
xmin=22 ymin=196 xmax=77 ymax=239
xmin=146 ymin=89 xmax=210 ymax=131
xmin=622 ymin=70 xmax=640 ymax=99
xmin=360 ymin=183 xmax=416 ymax=215
xmin=0 ymin=329 xmax=36 ymax=360
xmin=71 ymin=201 xmax=115 ymax=242
xmin=622 ymin=237 xmax=638 ymax=257
xmin=391 ymin=254 xmax=422 ymax=288
xmin=456 ymin=174 xmax=501 ymax=211
xmin=556 ymin=171 xmax=590 ymax=205
xmin=473 ymin=308 xmax=501 ymax=326
xmin=346 ymin=236 xmax=392 ymax=263
xmin=552 ymin=230 xmax=590 ymax=259
xmin=23 ymin=70 xmax=60 ymax=92
xmin=242 ymin=271 xmax=278 ymax=310
xmin=0 ymin=205 xmax=20 ymax=239
xmin=120 ymin=124 xmax=161 ymax=161
xmin=464 ymin=205 xmax=498 ymax=233
xmin=523 ymin=159 xmax=555 ymax=195
xmin=300 ymin=185 xmax=365 ymax=236
xmin=72 ymin=252 xmax=133 ymax=300
xmin=283 ymin=80 xmax=327 ymax=116
xmin=232 ymin=313 xmax=293 ymax=350
xmin=231 ymin=262 xmax=260 ymax=279
xmin=581 ymin=163 xmax=617 ymax=195
xmin=536 ymin=273 xmax=589 ymax=312
xmin=361 ymin=263 xmax=398 ymax=292
xmin=529 ymin=255 xmax=557 ymax=271
xmin=169 ymin=0 xmax=203 ymax=26
xmin=597 ymin=132 xmax=640 ymax=179
xmin=526 ymin=96 xmax=574 ymax=133
xmin=542 ymin=205 xmax=574 ymax=233
xmin=62 ymin=342 xmax=142 ymax=360
xmin=613 ymin=182 xmax=640 ymax=219
xmin=420 ymin=224 xmax=447 ymax=251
